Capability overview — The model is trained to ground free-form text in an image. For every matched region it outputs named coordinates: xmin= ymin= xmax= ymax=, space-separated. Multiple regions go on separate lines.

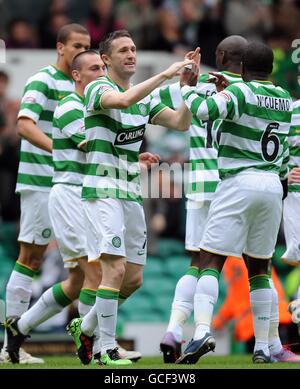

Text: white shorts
xmin=200 ymin=172 xmax=283 ymax=258
xmin=49 ymin=184 xmax=86 ymax=268
xmin=83 ymin=198 xmax=147 ymax=265
xmin=18 ymin=190 xmax=53 ymax=245
xmin=282 ymin=192 xmax=300 ymax=265
xmin=185 ymin=200 xmax=210 ymax=252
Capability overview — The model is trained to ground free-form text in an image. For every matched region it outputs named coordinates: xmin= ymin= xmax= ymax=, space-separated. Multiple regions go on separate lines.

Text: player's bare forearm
xmin=101 ymin=59 xmax=194 ymax=110
xmin=17 ymin=118 xmax=52 ymax=153
xmin=153 ymin=104 xmax=192 ymax=131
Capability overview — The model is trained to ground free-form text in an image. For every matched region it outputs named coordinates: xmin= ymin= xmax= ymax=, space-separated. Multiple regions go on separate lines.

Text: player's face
xmin=60 ymin=32 xmax=91 ymax=68
xmin=77 ymin=54 xmax=106 ymax=88
xmin=108 ymin=37 xmax=136 ymax=77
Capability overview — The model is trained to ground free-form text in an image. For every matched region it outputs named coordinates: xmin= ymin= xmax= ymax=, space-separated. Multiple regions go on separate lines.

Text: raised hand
xmin=207 ymin=72 xmax=229 ymax=92
xmin=180 ymin=63 xmax=199 ymax=87
xmin=162 ymin=59 xmax=194 ymax=80
xmin=185 ymin=47 xmax=201 ymax=65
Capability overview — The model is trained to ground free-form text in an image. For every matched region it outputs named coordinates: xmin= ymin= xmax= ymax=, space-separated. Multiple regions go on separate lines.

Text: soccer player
xmin=1 ymin=24 xmax=91 ymax=364
xmin=67 ymin=30 xmax=197 ymax=366
xmin=159 ymin=36 xmax=299 ymax=364
xmin=282 ymin=99 xmax=300 ymax=267
xmin=5 ymin=50 xmax=159 ymax=364
xmin=156 ymin=35 xmax=247 ymax=363
xmin=4 ymin=49 xmax=104 ymax=364
xmin=176 ymin=42 xmax=293 ymax=364
xmin=283 ymin=98 xmax=300 ymax=335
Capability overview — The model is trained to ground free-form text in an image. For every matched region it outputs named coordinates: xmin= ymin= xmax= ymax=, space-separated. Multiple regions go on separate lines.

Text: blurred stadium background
xmin=0 ymin=0 xmax=300 ymax=357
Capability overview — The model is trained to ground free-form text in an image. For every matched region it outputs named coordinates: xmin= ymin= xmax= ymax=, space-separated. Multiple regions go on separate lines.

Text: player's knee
xmin=84 ymin=264 xmax=102 ymax=287
xmin=109 ymin=261 xmax=126 ymax=284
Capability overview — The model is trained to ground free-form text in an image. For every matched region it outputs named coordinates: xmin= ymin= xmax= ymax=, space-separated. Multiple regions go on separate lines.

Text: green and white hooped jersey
xmin=182 ymin=80 xmax=293 ymax=179
xmin=16 ymin=65 xmax=74 ymax=192
xmin=154 ymin=71 xmax=242 ymax=201
xmin=52 ymin=92 xmax=86 ymax=186
xmin=83 ymin=76 xmax=167 ymax=203
xmin=288 ymin=99 xmax=300 ymax=192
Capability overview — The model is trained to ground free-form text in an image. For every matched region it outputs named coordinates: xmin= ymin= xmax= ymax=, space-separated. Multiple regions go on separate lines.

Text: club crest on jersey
xmin=138 ymin=103 xmax=147 ymax=116
xmin=114 ymin=125 xmax=146 ymax=146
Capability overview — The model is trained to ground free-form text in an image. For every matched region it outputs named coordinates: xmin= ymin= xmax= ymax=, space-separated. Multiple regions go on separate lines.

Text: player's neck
xmin=225 ymin=65 xmax=241 ymax=75
xmin=56 ymin=58 xmax=72 ymax=79
xmin=107 ymin=70 xmax=131 ymax=90
xmin=243 ymin=71 xmax=269 ymax=82
xmin=75 ymin=85 xmax=84 ymax=97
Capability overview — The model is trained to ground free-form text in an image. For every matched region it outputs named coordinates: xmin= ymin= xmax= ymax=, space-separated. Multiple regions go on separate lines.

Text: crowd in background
xmin=0 ymin=0 xmax=299 ymax=95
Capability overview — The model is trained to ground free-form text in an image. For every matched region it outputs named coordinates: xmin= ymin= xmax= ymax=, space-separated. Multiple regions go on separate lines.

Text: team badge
xmin=112 ymin=236 xmax=121 ymax=248
xmin=138 ymin=103 xmax=147 ymax=116
xmin=42 ymin=228 xmax=51 ymax=238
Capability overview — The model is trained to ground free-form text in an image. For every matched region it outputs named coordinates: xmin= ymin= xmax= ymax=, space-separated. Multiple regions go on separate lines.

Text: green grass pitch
xmin=0 ymin=355 xmax=299 ymax=369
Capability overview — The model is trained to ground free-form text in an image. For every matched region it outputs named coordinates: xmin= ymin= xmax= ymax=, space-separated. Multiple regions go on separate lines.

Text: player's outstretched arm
xmin=151 ymin=61 xmax=198 ymax=131
xmin=151 ymin=102 xmax=192 ymax=131
xmin=100 ymin=58 xmax=195 ymax=110
xmin=17 ymin=117 xmax=52 ymax=153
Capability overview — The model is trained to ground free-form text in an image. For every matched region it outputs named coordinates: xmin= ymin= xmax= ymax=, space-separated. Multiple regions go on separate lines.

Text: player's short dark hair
xmin=242 ymin=42 xmax=274 ymax=75
xmin=99 ymin=30 xmax=132 ymax=56
xmin=57 ymin=23 xmax=89 ymax=44
xmin=71 ymin=49 xmax=100 ymax=72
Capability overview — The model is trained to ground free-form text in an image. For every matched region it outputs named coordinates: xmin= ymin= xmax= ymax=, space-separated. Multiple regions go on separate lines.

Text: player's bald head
xmin=216 ymin=35 xmax=248 ymax=71
xmin=217 ymin=36 xmax=248 ymax=54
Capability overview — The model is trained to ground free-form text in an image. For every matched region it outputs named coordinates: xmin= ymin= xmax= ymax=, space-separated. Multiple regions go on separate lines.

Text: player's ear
xmin=101 ymin=53 xmax=110 ymax=67
xmin=221 ymin=50 xmax=228 ymax=66
xmin=57 ymin=42 xmax=64 ymax=56
xmin=72 ymin=69 xmax=80 ymax=82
